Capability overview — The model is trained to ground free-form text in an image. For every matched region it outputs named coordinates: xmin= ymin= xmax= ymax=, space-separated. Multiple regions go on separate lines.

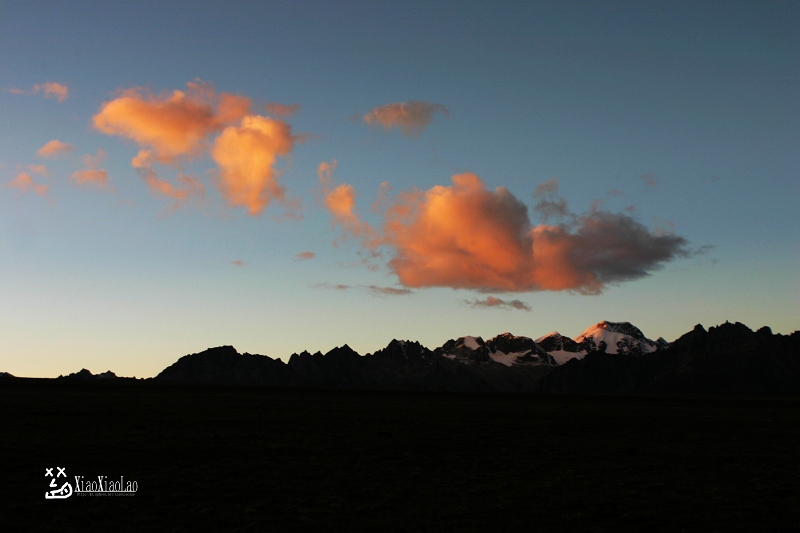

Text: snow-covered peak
xmin=576 ymin=321 xmax=647 ymax=342
xmin=575 ymin=321 xmax=660 ymax=355
xmin=535 ymin=331 xmax=562 ymax=343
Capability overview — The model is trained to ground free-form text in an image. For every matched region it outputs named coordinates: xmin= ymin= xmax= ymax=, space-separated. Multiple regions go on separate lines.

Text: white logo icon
xmin=45 ymin=467 xmax=72 ymax=499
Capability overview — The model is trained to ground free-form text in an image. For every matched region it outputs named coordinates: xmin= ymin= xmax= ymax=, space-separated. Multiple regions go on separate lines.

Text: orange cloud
xmin=317 ymin=160 xmax=378 ymax=246
xmin=265 ymin=102 xmax=300 ymax=117
xmin=4 ymin=172 xmax=48 ymax=197
xmin=132 ymin=150 xmax=205 ymax=210
xmin=296 ymin=251 xmax=315 ymax=260
xmin=71 ymin=150 xmax=111 ymax=189
xmin=362 ymin=101 xmax=448 ymax=136
xmin=37 ymin=139 xmax=75 ymax=158
xmin=93 ymin=80 xmax=251 ymax=163
xmin=231 ymin=259 xmax=248 ymax=267
xmin=326 ymin=172 xmax=688 ymax=294
xmin=212 ymin=115 xmax=295 ymax=215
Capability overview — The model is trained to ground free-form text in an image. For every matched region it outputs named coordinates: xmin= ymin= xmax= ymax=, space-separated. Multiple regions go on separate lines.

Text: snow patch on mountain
xmin=462 ymin=336 xmax=481 ymax=350
xmin=489 ymin=350 xmax=529 ymax=367
xmin=548 ymin=350 xmax=586 ymax=365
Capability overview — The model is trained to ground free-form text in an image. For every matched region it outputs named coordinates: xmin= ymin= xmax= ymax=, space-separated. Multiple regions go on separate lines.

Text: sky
xmin=1 ymin=1 xmax=798 ymax=378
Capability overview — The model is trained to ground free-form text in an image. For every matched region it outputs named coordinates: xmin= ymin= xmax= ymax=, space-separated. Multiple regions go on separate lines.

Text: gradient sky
xmin=1 ymin=1 xmax=798 ymax=378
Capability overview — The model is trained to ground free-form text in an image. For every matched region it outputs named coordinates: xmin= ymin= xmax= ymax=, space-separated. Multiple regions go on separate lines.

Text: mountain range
xmin=22 ymin=320 xmax=798 ymax=394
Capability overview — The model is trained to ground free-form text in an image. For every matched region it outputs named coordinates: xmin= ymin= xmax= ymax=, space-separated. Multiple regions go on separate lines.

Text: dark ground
xmin=3 ymin=380 xmax=799 ymax=532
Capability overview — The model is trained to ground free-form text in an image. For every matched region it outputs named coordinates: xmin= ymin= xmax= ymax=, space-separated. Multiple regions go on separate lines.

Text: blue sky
xmin=1 ymin=1 xmax=798 ymax=377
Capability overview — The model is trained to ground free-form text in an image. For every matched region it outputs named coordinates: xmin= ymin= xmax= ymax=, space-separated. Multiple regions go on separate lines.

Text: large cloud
xmin=362 ymin=101 xmax=448 ymax=137
xmin=325 ymin=172 xmax=689 ymax=294
xmin=92 ymin=81 xmax=251 ymax=163
xmin=211 ymin=115 xmax=295 ymax=215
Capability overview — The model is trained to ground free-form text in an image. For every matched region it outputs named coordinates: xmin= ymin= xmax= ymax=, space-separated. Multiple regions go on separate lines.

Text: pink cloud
xmin=34 ymin=82 xmax=70 ymax=103
xmin=295 ymin=251 xmax=315 ymax=260
xmin=4 ymin=172 xmax=48 ymax=197
xmin=37 ymin=140 xmax=75 ymax=158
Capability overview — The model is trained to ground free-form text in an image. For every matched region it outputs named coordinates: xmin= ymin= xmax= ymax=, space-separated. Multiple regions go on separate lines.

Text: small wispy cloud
xmin=313 ymin=283 xmax=413 ymax=297
xmin=27 ymin=164 xmax=48 ymax=176
xmin=465 ymin=296 xmax=531 ymax=311
xmin=265 ymin=102 xmax=300 ymax=117
xmin=368 ymin=285 xmax=413 ymax=296
xmin=295 ymin=251 xmax=315 ymax=261
xmin=37 ymin=139 xmax=75 ymax=158
xmin=638 ymin=172 xmax=658 ymax=188
xmin=231 ymin=259 xmax=248 ymax=267
xmin=314 ymin=282 xmax=352 ymax=291
xmin=71 ymin=150 xmax=112 ymax=190
xmin=8 ymin=82 xmax=70 ymax=102
xmin=361 ymin=101 xmax=448 ymax=137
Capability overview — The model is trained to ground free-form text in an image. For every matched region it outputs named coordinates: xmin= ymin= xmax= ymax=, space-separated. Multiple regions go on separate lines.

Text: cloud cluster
xmin=93 ymin=81 xmax=298 ymax=215
xmin=362 ymin=101 xmax=448 ymax=137
xmin=324 ymin=172 xmax=689 ymax=294
xmin=465 ymin=296 xmax=531 ymax=311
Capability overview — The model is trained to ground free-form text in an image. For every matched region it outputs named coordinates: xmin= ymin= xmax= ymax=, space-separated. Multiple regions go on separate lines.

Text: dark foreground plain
xmin=3 ymin=380 xmax=800 ymax=532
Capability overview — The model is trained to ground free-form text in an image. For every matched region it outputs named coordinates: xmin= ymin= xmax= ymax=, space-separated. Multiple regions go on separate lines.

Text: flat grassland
xmin=3 ymin=380 xmax=799 ymax=531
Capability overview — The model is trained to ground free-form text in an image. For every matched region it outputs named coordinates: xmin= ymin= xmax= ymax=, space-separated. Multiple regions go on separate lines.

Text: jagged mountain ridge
xmin=26 ymin=321 xmax=800 ymax=394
